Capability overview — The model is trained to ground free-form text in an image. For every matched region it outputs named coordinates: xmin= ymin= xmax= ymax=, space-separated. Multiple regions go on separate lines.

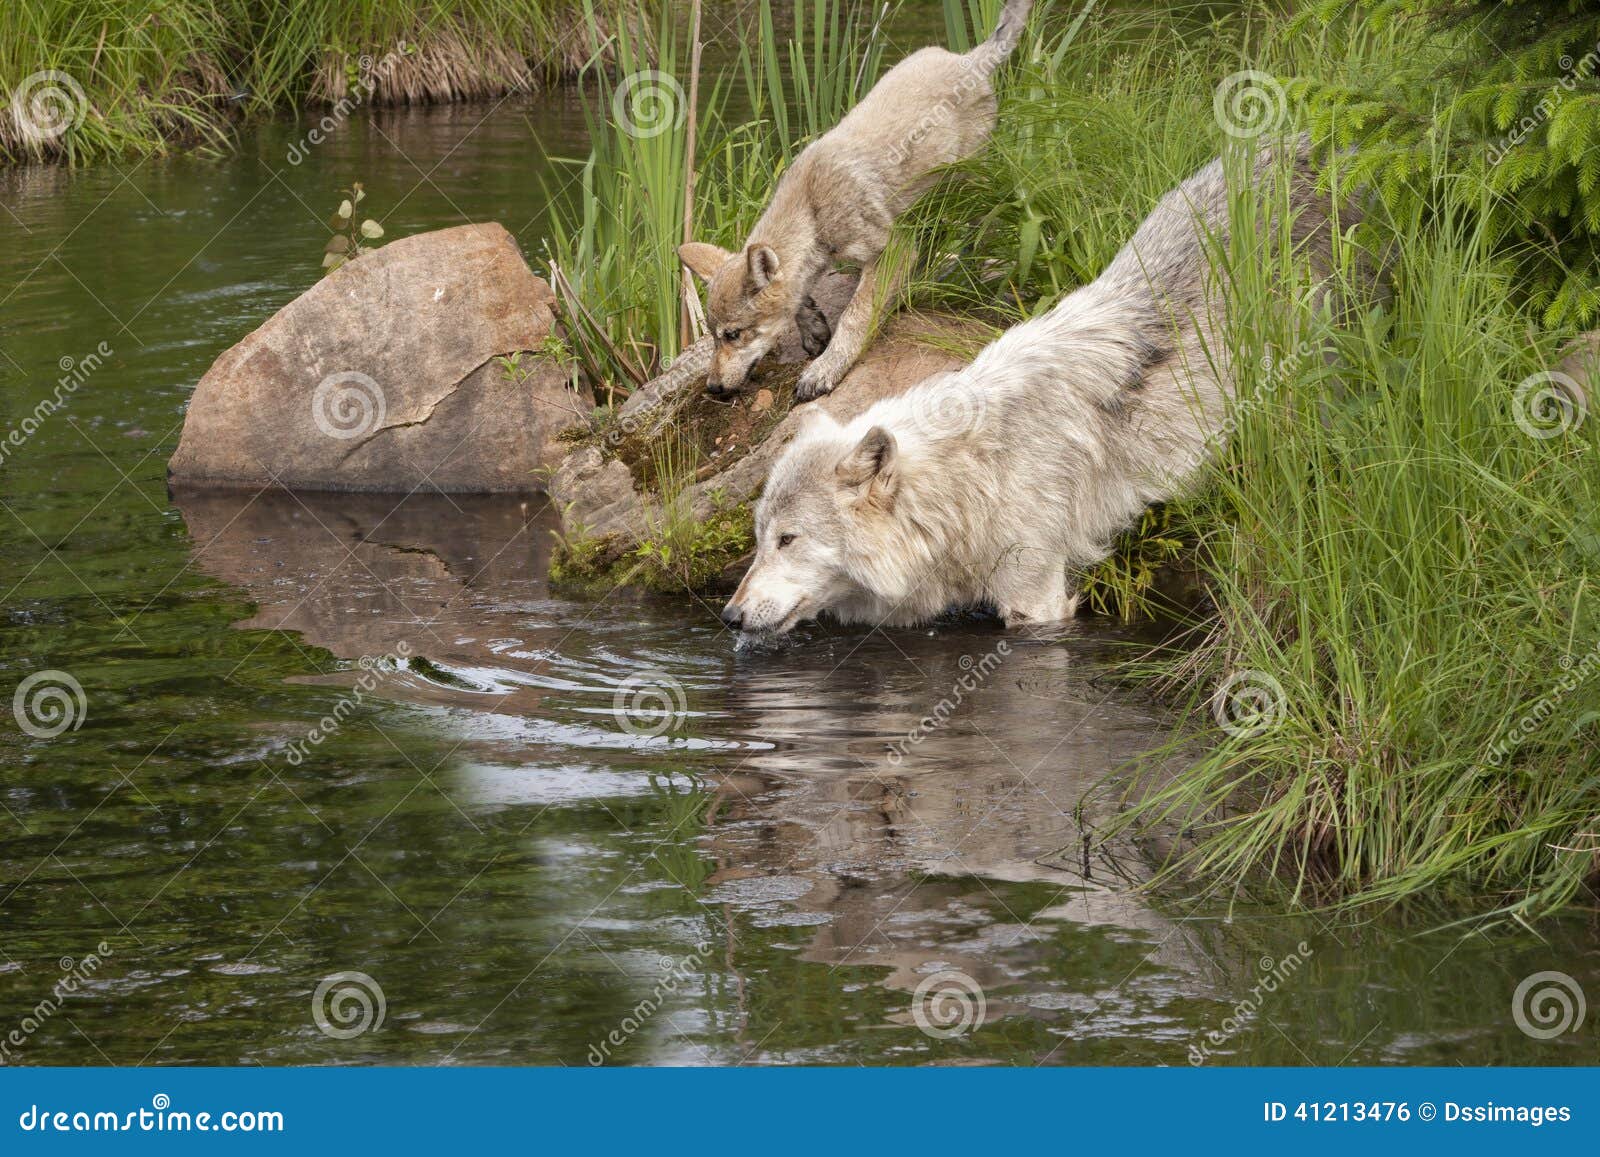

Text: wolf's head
xmin=679 ymin=241 xmax=795 ymax=396
xmin=721 ymin=413 xmax=901 ymax=637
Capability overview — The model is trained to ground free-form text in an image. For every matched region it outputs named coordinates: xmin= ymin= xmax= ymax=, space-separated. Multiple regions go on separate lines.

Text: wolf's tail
xmin=974 ymin=0 xmax=1033 ymax=70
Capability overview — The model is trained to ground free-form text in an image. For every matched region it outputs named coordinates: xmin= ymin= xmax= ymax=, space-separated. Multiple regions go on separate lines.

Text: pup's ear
xmin=678 ymin=241 xmax=733 ymax=283
xmin=836 ymin=426 xmax=897 ymax=495
xmin=747 ymin=244 xmax=781 ymax=289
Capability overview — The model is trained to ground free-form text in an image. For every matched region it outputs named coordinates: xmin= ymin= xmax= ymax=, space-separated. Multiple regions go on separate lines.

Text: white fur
xmin=725 ymin=140 xmax=1347 ymax=636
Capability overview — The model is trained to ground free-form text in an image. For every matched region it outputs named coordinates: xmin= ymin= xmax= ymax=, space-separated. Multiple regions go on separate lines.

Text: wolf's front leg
xmin=796 ymin=258 xmax=881 ymax=401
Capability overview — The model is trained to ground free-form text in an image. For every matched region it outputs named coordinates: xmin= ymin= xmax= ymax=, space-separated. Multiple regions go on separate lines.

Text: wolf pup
xmin=720 ymin=140 xmax=1350 ymax=637
xmin=678 ymin=0 xmax=1032 ymax=402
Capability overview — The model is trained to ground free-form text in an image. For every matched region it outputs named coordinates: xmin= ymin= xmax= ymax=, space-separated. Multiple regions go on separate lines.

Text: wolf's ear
xmin=836 ymin=426 xmax=897 ymax=496
xmin=792 ymin=405 xmax=839 ymax=442
xmin=678 ymin=242 xmax=733 ymax=283
xmin=747 ymin=244 xmax=781 ymax=289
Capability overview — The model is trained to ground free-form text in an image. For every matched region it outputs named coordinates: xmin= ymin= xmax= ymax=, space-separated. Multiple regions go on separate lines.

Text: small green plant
xmin=321 ymin=181 xmax=385 ymax=274
xmin=495 ymin=351 xmax=534 ymax=385
xmin=630 ymin=504 xmax=754 ymax=592
xmin=1079 ymin=504 xmax=1195 ymax=620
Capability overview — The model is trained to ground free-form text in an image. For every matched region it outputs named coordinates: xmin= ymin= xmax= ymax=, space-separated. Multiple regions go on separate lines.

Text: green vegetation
xmin=1294 ymin=0 xmax=1600 ymax=327
xmin=319 ymin=181 xmax=386 ymax=272
xmin=1100 ymin=127 xmax=1600 ymax=920
xmin=0 ymin=0 xmax=628 ymax=165
xmin=546 ymin=0 xmax=907 ymax=386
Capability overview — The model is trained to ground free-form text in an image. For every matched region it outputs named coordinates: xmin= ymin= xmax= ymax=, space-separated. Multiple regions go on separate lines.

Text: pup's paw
xmin=795 ymin=364 xmax=837 ymax=402
xmin=796 ymin=295 xmax=832 ymax=358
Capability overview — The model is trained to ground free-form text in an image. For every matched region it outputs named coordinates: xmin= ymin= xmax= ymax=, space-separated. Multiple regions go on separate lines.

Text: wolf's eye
xmin=777 ymin=533 xmax=796 ymax=549
xmin=721 ymin=327 xmax=742 ymax=342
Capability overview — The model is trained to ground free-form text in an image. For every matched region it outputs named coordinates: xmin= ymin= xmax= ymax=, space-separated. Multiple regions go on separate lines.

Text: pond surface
xmin=2 ymin=59 xmax=1599 ymax=1066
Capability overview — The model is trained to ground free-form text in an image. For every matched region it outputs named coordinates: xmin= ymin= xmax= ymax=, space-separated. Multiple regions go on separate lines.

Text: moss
xmin=629 ymin=502 xmax=754 ymax=593
xmin=548 ymin=503 xmax=754 ymax=595
xmin=547 ymin=524 xmax=625 ymax=590
xmin=548 ymin=359 xmax=792 ymax=595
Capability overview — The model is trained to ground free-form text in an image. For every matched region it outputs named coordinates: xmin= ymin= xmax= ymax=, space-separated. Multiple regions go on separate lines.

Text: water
xmin=3 ymin=83 xmax=1598 ymax=1066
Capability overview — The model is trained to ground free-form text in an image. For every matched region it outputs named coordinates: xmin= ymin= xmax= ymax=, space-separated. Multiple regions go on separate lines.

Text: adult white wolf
xmin=720 ymin=139 xmax=1349 ymax=637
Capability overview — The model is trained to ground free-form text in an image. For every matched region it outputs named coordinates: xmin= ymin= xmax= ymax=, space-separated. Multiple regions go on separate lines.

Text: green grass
xmin=1107 ymin=136 xmax=1600 ymax=920
xmin=0 ymin=0 xmax=625 ymax=164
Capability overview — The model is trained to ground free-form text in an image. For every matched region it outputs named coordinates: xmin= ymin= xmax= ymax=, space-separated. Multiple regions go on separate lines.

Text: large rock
xmin=168 ymin=223 xmax=591 ymax=494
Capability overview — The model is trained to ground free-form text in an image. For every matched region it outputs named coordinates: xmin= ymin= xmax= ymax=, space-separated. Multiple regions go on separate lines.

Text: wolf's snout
xmin=719 ymin=603 xmax=745 ymax=630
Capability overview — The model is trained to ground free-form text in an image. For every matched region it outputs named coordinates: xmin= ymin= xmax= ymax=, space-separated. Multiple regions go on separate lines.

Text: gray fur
xmin=723 ymin=138 xmax=1352 ymax=636
xmin=680 ymin=0 xmax=1033 ymax=400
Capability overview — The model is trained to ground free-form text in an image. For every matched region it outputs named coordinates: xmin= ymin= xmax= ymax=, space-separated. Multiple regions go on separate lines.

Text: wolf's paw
xmin=795 ymin=363 xmax=838 ymax=402
xmin=796 ymin=295 xmax=832 ymax=358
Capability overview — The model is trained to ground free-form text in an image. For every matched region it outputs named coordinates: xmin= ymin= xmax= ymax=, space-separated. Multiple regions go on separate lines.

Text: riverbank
xmin=546 ymin=0 xmax=1600 ymax=918
xmin=0 ymin=0 xmax=626 ymax=165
